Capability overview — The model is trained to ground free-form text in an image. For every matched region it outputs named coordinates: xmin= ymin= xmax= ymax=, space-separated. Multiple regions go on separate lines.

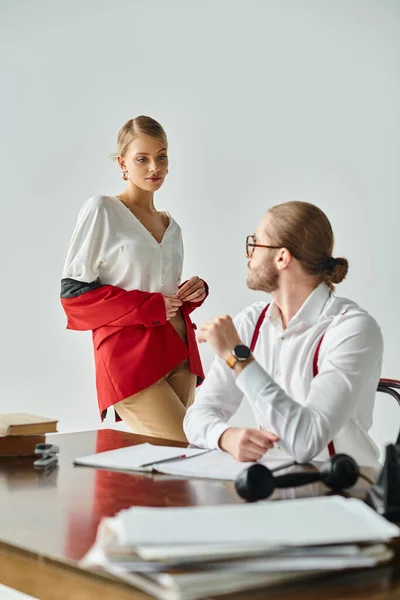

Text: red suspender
xmin=312 ymin=336 xmax=325 ymax=379
xmin=313 ymin=334 xmax=336 ymax=457
xmin=250 ymin=304 xmax=270 ymax=352
xmin=327 ymin=441 xmax=336 ymax=457
xmin=251 ymin=306 xmax=336 ymax=457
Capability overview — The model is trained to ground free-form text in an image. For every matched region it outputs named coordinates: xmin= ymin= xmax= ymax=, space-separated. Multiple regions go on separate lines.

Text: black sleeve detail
xmin=60 ymin=277 xmax=103 ymax=298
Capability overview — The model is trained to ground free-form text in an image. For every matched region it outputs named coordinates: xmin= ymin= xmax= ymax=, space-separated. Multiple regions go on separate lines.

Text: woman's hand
xmin=163 ymin=295 xmax=182 ymax=320
xmin=177 ymin=277 xmax=207 ymax=303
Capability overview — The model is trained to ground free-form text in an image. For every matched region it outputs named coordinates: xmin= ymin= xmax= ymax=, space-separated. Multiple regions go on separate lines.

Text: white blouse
xmin=63 ymin=195 xmax=184 ymax=295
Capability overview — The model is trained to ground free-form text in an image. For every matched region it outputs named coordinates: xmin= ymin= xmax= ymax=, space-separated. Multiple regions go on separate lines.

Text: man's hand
xmin=197 ymin=315 xmax=242 ymax=361
xmin=219 ymin=427 xmax=280 ymax=462
xmin=176 ymin=277 xmax=207 ymax=303
xmin=163 ymin=295 xmax=182 ymax=320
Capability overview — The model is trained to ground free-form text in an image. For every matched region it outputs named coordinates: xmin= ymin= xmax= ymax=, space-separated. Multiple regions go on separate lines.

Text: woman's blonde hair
xmin=111 ymin=115 xmax=168 ymax=159
xmin=267 ymin=201 xmax=348 ymax=290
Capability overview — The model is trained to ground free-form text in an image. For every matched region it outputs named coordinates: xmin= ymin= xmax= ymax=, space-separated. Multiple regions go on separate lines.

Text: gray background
xmin=1 ymin=0 xmax=399 ymax=459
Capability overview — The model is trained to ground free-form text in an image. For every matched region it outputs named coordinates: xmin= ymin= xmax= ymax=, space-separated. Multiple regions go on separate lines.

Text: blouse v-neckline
xmin=112 ymin=196 xmax=172 ymax=245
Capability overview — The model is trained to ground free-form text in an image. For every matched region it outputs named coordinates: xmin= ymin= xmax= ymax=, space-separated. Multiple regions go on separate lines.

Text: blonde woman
xmin=61 ymin=116 xmax=208 ymax=442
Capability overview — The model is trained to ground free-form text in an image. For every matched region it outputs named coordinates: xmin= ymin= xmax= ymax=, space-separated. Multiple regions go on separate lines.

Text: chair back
xmin=377 ymin=379 xmax=400 ymax=444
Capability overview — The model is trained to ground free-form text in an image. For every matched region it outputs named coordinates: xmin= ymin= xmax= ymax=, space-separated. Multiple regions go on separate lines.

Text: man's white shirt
xmin=183 ymin=283 xmax=383 ymax=466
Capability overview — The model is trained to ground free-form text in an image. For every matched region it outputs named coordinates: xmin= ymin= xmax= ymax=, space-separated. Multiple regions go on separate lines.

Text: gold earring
xmin=121 ymin=170 xmax=129 ymax=180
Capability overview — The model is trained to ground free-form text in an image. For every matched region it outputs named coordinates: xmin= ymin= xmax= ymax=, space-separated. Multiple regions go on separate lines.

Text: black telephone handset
xmin=235 ymin=453 xmax=360 ymax=502
xmin=235 ymin=442 xmax=400 ymax=524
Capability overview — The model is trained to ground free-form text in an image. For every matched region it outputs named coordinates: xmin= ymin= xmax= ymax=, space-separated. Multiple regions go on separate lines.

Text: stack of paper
xmin=82 ymin=496 xmax=399 ymax=600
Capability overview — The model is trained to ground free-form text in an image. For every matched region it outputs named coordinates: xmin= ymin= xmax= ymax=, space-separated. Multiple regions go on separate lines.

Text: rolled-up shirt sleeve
xmin=235 ymin=312 xmax=383 ymax=463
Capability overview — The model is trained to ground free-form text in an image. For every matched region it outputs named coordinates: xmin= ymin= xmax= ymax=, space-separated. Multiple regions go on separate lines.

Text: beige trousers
xmin=114 ymin=311 xmax=196 ymax=443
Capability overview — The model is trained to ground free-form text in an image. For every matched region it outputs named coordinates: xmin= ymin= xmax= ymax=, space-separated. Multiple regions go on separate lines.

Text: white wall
xmin=0 ymin=0 xmax=399 ymax=459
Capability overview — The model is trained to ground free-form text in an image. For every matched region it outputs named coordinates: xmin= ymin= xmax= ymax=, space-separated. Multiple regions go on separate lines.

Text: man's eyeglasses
xmin=246 ymin=235 xmax=281 ymax=258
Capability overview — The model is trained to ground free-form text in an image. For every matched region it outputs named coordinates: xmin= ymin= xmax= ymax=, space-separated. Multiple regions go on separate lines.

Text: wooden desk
xmin=0 ymin=429 xmax=399 ymax=600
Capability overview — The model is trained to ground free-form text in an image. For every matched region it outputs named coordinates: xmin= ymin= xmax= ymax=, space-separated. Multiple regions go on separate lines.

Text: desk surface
xmin=0 ymin=428 xmax=399 ymax=600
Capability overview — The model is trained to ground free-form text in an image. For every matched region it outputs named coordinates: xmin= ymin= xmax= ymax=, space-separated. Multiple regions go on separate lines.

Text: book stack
xmin=82 ymin=496 xmax=400 ymax=600
xmin=0 ymin=413 xmax=58 ymax=457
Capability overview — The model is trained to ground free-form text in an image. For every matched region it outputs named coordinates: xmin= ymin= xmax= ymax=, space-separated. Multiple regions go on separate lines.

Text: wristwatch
xmin=226 ymin=344 xmax=252 ymax=369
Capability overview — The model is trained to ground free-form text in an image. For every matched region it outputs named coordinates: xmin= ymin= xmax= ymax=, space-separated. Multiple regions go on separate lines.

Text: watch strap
xmin=226 ymin=354 xmax=238 ymax=369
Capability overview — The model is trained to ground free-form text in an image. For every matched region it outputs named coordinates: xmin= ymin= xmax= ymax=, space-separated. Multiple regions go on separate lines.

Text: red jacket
xmin=61 ymin=281 xmax=207 ymax=419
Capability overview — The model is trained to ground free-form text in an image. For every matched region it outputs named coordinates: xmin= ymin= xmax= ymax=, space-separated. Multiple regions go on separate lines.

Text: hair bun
xmin=328 ymin=257 xmax=349 ymax=284
xmin=324 ymin=256 xmax=336 ymax=273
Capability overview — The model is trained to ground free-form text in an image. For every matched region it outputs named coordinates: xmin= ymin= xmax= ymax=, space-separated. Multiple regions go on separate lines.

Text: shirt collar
xmin=267 ymin=282 xmax=331 ymax=329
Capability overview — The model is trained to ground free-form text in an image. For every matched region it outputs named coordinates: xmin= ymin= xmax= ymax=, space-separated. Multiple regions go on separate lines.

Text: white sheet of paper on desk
xmin=157 ymin=449 xmax=293 ymax=480
xmin=103 ymin=550 xmax=389 ymax=572
xmin=73 ymin=443 xmax=209 ymax=472
xmin=135 ymin=541 xmax=363 ymax=561
xmin=73 ymin=441 xmax=293 ymax=480
xmin=115 ymin=496 xmax=400 ymax=547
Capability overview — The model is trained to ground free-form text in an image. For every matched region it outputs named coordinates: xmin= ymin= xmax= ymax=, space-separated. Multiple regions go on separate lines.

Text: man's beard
xmin=247 ymin=261 xmax=279 ymax=293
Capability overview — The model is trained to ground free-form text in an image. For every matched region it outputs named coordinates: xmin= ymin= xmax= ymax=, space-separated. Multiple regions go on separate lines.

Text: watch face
xmin=233 ymin=344 xmax=251 ymax=361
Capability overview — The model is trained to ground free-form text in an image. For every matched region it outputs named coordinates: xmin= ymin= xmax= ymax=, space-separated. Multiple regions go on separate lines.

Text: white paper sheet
xmin=135 ymin=542 xmax=363 ymax=561
xmin=116 ymin=496 xmax=400 ymax=547
xmin=73 ymin=443 xmax=210 ymax=472
xmin=158 ymin=449 xmax=294 ymax=480
xmin=73 ymin=441 xmax=294 ymax=480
